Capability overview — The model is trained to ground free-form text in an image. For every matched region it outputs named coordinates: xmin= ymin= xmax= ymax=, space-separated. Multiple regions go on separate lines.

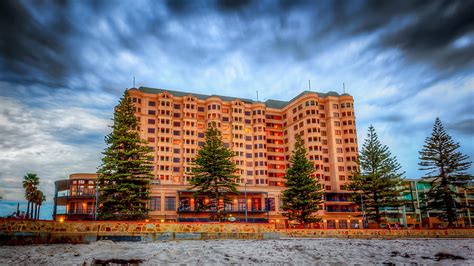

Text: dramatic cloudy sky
xmin=0 ymin=0 xmax=473 ymax=219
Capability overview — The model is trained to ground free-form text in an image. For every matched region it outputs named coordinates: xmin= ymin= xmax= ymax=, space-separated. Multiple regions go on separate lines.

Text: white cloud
xmin=0 ymin=96 xmax=110 ymax=203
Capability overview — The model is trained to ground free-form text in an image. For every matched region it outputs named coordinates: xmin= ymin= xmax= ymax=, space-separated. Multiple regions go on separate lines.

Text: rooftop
xmin=133 ymin=87 xmax=351 ymax=109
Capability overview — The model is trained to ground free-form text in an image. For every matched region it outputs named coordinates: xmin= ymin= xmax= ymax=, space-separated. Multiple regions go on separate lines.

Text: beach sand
xmin=0 ymin=238 xmax=472 ymax=265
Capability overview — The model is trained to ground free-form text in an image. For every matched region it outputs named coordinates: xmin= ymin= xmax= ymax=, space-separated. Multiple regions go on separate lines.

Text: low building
xmin=52 ymin=173 xmax=97 ymax=221
xmin=380 ymin=179 xmax=473 ymax=229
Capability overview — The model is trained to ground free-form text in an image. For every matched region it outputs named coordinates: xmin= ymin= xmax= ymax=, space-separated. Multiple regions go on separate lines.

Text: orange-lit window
xmin=173 ymin=140 xmax=181 ymax=145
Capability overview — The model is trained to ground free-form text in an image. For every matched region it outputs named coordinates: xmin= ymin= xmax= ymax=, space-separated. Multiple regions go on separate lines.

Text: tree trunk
xmin=26 ymin=201 xmax=30 ymax=219
xmin=374 ymin=192 xmax=381 ymax=228
xmin=31 ymin=203 xmax=35 ymax=219
xmin=38 ymin=205 xmax=41 ymax=220
xmin=445 ymin=192 xmax=455 ymax=228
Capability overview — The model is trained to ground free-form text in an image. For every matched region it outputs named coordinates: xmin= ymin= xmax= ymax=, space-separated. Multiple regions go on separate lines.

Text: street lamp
xmin=94 ymin=182 xmax=99 ymax=221
xmin=360 ymin=193 xmax=367 ymax=228
xmin=244 ymin=181 xmax=248 ymax=223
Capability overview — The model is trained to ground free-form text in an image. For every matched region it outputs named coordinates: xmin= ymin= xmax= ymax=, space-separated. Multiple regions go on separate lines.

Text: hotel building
xmin=126 ymin=87 xmax=360 ymax=228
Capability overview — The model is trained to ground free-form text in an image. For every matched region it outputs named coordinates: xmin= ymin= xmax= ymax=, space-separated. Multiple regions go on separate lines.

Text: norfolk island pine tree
xmin=348 ymin=125 xmax=404 ymax=228
xmin=188 ymin=122 xmax=239 ymax=222
xmin=97 ymin=90 xmax=153 ymax=220
xmin=281 ymin=135 xmax=324 ymax=228
xmin=419 ymin=118 xmax=472 ymax=228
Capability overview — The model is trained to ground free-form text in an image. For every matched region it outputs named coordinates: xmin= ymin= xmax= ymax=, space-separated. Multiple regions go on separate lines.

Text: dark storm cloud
xmin=377 ymin=0 xmax=474 ymax=71
xmin=0 ymin=0 xmax=162 ymax=92
xmin=216 ymin=0 xmax=252 ymax=11
xmin=311 ymin=0 xmax=474 ymax=73
xmin=449 ymin=118 xmax=474 ymax=135
xmin=1 ymin=0 xmax=472 ymax=93
xmin=0 ymin=0 xmax=77 ymax=86
xmin=373 ymin=114 xmax=406 ymax=123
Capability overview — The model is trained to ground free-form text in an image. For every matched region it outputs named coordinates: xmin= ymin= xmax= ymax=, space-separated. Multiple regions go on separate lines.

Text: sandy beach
xmin=0 ymin=238 xmax=473 ymax=265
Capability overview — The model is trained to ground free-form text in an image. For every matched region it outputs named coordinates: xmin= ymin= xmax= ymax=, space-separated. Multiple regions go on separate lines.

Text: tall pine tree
xmin=189 ymin=122 xmax=239 ymax=221
xmin=419 ymin=118 xmax=472 ymax=227
xmin=97 ymin=90 xmax=153 ymax=220
xmin=281 ymin=135 xmax=324 ymax=227
xmin=348 ymin=125 xmax=403 ymax=227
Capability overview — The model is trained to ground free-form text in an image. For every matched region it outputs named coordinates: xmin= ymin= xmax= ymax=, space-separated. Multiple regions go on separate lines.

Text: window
xmin=150 ymin=197 xmax=161 ymax=211
xmin=165 ymin=197 xmax=176 ymax=211
xmin=148 ymin=110 xmax=156 ymax=115
xmin=265 ymin=198 xmax=275 ymax=211
xmin=174 ymin=104 xmax=181 ymax=109
xmin=148 ymin=119 xmax=155 ymax=124
xmin=148 ymin=128 xmax=155 ymax=133
xmin=148 ymin=101 xmax=156 ymax=106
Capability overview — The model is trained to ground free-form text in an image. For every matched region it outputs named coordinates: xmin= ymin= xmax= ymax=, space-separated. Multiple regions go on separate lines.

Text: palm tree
xmin=34 ymin=190 xmax=45 ymax=220
xmin=22 ymin=173 xmax=39 ymax=219
xmin=32 ymin=190 xmax=39 ymax=219
xmin=39 ymin=192 xmax=46 ymax=219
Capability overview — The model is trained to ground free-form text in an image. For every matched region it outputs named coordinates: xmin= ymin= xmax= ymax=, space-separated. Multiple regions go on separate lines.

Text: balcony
xmin=177 ymin=207 xmax=266 ymax=213
xmin=324 ymin=193 xmax=353 ymax=202
xmin=176 ymin=190 xmax=270 ymax=222
xmin=325 ymin=205 xmax=356 ymax=213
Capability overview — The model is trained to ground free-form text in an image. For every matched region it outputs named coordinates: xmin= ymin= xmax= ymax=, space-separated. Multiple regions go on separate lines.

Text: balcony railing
xmin=178 ymin=206 xmax=266 ymax=213
xmin=325 ymin=198 xmax=350 ymax=202
xmin=325 ymin=209 xmax=356 ymax=213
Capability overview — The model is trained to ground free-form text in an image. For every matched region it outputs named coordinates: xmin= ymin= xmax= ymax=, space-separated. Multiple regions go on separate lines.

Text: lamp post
xmin=244 ymin=182 xmax=248 ymax=223
xmin=94 ymin=182 xmax=99 ymax=221
xmin=360 ymin=193 xmax=366 ymax=228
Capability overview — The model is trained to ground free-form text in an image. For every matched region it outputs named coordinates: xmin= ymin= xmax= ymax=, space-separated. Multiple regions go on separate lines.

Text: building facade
xmin=380 ymin=179 xmax=473 ymax=229
xmin=127 ymin=87 xmax=360 ymax=227
xmin=53 ymin=173 xmax=97 ymax=221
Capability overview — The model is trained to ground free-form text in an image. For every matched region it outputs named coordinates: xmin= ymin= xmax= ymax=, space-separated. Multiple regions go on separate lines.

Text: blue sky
xmin=0 ymin=0 xmax=473 ymax=219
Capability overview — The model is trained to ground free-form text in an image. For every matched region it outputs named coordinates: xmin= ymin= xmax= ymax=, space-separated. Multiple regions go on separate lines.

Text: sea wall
xmin=1 ymin=219 xmax=473 ymax=245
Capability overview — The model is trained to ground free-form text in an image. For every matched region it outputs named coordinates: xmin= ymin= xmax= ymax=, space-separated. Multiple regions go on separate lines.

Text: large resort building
xmin=128 ymin=87 xmax=359 ymax=227
xmin=54 ymin=87 xmax=361 ymax=228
